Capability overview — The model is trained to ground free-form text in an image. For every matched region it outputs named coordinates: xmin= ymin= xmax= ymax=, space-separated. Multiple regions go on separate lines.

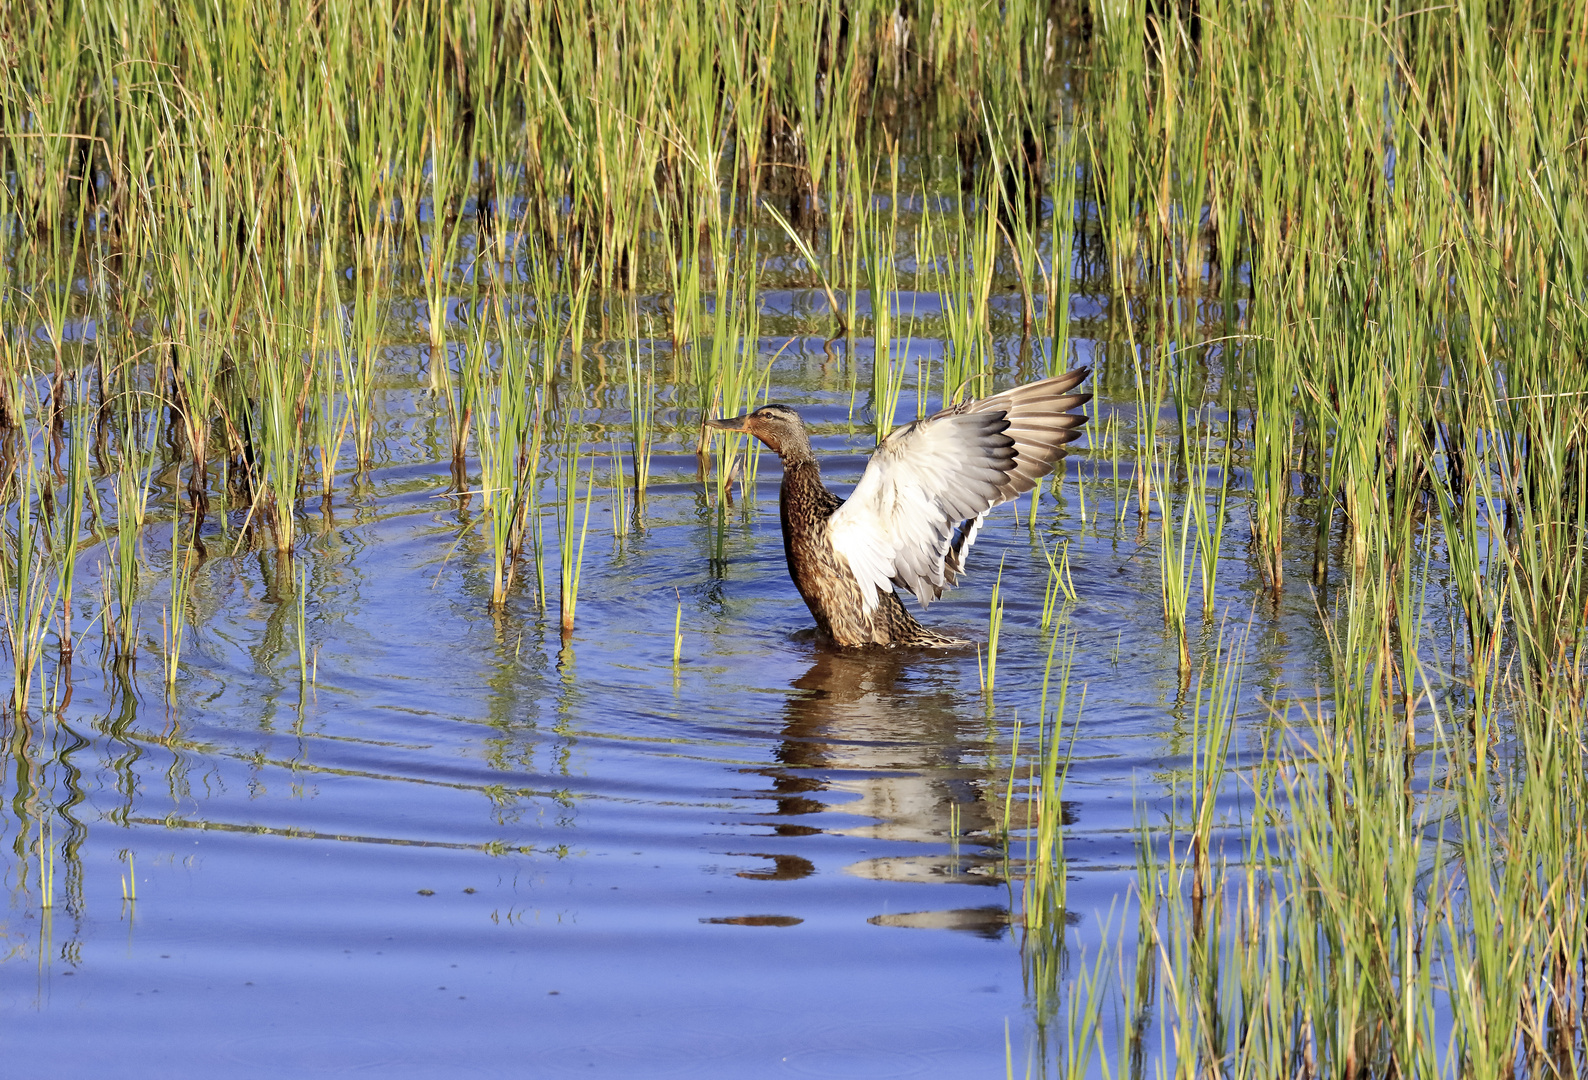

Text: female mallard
xmin=707 ymin=367 xmax=1092 ymax=647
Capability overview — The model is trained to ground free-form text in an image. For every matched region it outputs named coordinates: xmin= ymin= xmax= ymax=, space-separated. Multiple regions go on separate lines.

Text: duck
xmin=706 ymin=367 xmax=1092 ymax=647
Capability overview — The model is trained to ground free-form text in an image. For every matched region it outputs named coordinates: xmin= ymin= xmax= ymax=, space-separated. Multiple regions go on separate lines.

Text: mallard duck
xmin=707 ymin=367 xmax=1092 ymax=647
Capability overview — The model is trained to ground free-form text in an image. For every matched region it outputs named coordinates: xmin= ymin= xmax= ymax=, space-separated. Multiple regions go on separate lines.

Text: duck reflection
xmin=747 ymin=644 xmax=1030 ymax=902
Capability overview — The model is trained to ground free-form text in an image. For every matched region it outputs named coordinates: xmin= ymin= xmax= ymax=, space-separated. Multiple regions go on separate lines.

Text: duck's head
xmin=706 ymin=403 xmax=812 ymax=460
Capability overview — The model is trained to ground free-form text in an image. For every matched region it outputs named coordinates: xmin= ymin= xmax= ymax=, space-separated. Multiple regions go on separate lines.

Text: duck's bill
xmin=705 ymin=416 xmax=750 ymax=432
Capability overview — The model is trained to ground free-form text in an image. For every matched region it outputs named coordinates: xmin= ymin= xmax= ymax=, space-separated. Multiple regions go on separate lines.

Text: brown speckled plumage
xmin=778 ymin=460 xmax=960 ymax=646
xmin=707 ymin=369 xmax=1092 ymax=647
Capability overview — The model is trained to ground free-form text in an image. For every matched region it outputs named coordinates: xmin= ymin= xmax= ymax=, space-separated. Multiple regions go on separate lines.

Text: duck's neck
xmin=778 ymin=455 xmax=827 ymax=503
xmin=779 ymin=453 xmax=841 ymax=546
xmin=773 ymin=433 xmax=816 ymax=468
xmin=777 ymin=456 xmax=840 ymax=631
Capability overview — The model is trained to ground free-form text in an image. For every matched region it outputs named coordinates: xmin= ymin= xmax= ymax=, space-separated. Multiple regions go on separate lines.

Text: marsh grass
xmin=1004 ymin=1 xmax=1588 ymax=1074
xmin=978 ymin=557 xmax=1007 ymax=695
xmin=1022 ymin=629 xmax=1080 ymax=936
xmin=2 ymin=413 xmax=59 ymax=711
xmin=621 ymin=310 xmax=657 ymax=502
xmin=161 ymin=518 xmax=199 ymax=693
xmin=1155 ymin=458 xmax=1196 ymax=678
xmin=5 ymin=2 xmax=1588 ymax=1073
xmin=1038 ymin=539 xmax=1077 ymax=633
xmin=935 ymin=184 xmax=1000 ymax=406
xmin=293 ymin=556 xmax=312 ymax=686
xmin=556 ymin=430 xmax=597 ymax=641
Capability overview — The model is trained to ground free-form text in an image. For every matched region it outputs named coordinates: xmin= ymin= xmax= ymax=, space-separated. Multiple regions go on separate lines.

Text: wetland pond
xmin=8 ymin=2 xmax=1588 ymax=1076
xmin=5 ymin=296 xmax=1328 ymax=1078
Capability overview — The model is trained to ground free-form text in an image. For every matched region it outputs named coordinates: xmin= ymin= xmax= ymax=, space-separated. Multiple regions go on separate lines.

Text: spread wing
xmin=827 ymin=368 xmax=1092 ymax=612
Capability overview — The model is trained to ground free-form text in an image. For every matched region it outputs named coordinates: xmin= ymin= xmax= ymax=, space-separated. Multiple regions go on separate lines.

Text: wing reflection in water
xmin=752 ymin=644 xmax=1037 ymax=915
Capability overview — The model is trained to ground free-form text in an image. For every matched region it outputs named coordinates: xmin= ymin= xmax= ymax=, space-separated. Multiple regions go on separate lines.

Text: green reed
xmin=1014 ymin=631 xmax=1083 ymax=1036
xmin=621 ymin=322 xmax=656 ymax=500
xmin=935 ymin=184 xmax=999 ymax=405
xmin=522 ymin=395 xmax=549 ymax=614
xmin=981 ymin=112 xmax=1043 ymax=341
xmin=1182 ymin=410 xmax=1231 ymax=623
xmin=834 ymin=168 xmax=865 ymax=399
xmin=161 ymin=507 xmax=199 ymax=693
xmin=606 ymin=440 xmax=628 ymax=543
xmin=102 ymin=414 xmax=157 ymax=666
xmin=251 ymin=312 xmax=309 ymax=556
xmin=47 ymin=358 xmax=95 ymax=701
xmin=1155 ymin=455 xmax=1195 ymax=678
xmin=781 ymin=0 xmax=856 ymax=221
xmin=863 ymin=151 xmax=907 ymax=442
xmin=1022 ymin=629 xmax=1080 ymax=937
xmin=556 ymin=428 xmax=596 ymax=642
xmin=672 ymin=591 xmax=684 ymax=670
xmin=2 ymin=413 xmax=57 ymax=712
xmin=120 ymin=851 xmax=136 ymax=905
xmin=293 ymin=557 xmax=311 ymax=686
xmin=979 ymin=557 xmax=1007 ymax=694
xmin=466 ymin=296 xmax=527 ymax=607
xmin=700 ymin=204 xmax=771 ymax=513
xmin=1038 ymin=539 xmax=1077 ymax=633
xmin=8 ymin=3 xmax=1588 ymax=1070
xmin=421 ymin=83 xmax=471 ymax=398
xmin=1009 ymin=0 xmax=1588 ymax=1073
xmin=1044 ymin=128 xmax=1081 ymax=373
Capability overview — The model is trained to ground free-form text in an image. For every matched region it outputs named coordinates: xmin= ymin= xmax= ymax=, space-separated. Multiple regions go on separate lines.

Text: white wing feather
xmin=828 ymin=370 xmax=1090 ymax=613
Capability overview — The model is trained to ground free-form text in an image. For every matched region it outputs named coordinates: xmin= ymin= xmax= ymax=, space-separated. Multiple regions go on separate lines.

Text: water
xmin=1 ymin=321 xmax=1331 ymax=1077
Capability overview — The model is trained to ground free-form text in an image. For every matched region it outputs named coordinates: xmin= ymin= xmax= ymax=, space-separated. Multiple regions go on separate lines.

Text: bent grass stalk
xmin=763 ymin=201 xmax=845 ymax=340
xmin=1038 ymin=537 xmax=1077 ymax=632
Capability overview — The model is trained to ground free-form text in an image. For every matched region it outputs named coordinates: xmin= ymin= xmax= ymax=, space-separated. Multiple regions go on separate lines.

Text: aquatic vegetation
xmin=979 ymin=557 xmax=1006 ymax=694
xmin=3 ymin=0 xmax=1588 ymax=1074
xmin=556 ymin=424 xmax=596 ymax=641
xmin=933 ymin=180 xmax=1000 ymax=407
xmin=1001 ymin=0 xmax=1588 ymax=1074
xmin=1037 ymin=538 xmax=1076 ymax=634
xmin=2 ymin=410 xmax=58 ymax=712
